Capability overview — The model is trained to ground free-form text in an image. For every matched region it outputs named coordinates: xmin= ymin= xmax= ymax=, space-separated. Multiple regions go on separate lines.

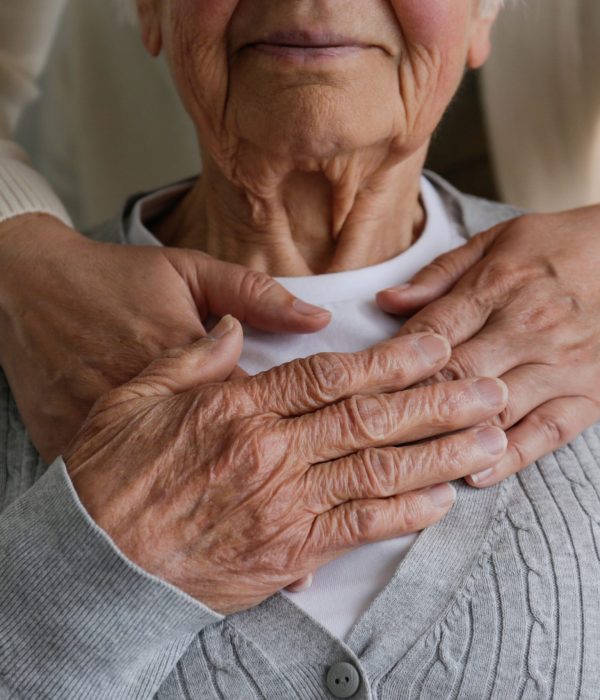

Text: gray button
xmin=326 ymin=661 xmax=360 ymax=698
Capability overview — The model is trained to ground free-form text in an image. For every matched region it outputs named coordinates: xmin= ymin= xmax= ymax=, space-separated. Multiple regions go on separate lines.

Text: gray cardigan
xmin=1 ymin=175 xmax=599 ymax=700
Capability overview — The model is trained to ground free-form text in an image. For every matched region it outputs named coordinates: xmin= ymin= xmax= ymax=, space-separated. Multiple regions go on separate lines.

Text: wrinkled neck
xmin=153 ymin=144 xmax=428 ymax=276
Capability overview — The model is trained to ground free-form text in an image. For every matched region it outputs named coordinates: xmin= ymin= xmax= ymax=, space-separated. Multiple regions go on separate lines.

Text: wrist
xmin=0 ymin=214 xmax=79 ymax=360
xmin=0 ymin=212 xmax=75 ymax=246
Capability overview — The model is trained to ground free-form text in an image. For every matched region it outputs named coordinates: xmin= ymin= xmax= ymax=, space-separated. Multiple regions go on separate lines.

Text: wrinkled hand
xmin=65 ymin=316 xmax=507 ymax=614
xmin=0 ymin=215 xmax=330 ymax=462
xmin=377 ymin=206 xmax=600 ymax=487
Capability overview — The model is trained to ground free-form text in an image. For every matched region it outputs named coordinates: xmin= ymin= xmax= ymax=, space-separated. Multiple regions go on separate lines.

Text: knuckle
xmin=301 ymin=353 xmax=352 ymax=402
xmin=532 ymin=411 xmax=573 ymax=448
xmin=224 ymin=379 xmax=257 ymax=416
xmin=194 ymin=386 xmax=254 ymax=437
xmin=438 ymin=352 xmax=476 ymax=382
xmin=470 ymin=260 xmax=524 ymax=308
xmin=517 ymin=300 xmax=565 ymax=335
xmin=345 ymin=505 xmax=380 ymax=544
xmin=399 ymin=495 xmax=428 ymax=532
xmin=565 ymin=293 xmax=583 ymax=315
xmin=416 ymin=384 xmax=461 ymax=427
xmin=405 ymin=317 xmax=449 ymax=338
xmin=222 ymin=418 xmax=284 ymax=482
xmin=474 ymin=259 xmax=514 ymax=290
xmin=239 ymin=269 xmax=278 ymax=302
xmin=346 ymin=395 xmax=390 ymax=441
xmin=431 ymin=438 xmax=463 ymax=478
xmin=361 ymin=448 xmax=398 ymax=495
xmin=495 ymin=402 xmax=516 ymax=430
xmin=160 ymin=345 xmax=190 ymax=361
xmin=506 ymin=440 xmax=529 ymax=472
xmin=362 ymin=345 xmax=408 ymax=387
xmin=425 ymin=254 xmax=458 ymax=281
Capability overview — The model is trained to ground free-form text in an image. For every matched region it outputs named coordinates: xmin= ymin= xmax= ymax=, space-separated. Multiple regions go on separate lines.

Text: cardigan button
xmin=326 ymin=662 xmax=360 ymax=698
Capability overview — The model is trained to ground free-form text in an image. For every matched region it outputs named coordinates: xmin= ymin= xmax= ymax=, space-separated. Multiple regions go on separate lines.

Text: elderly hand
xmin=65 ymin=316 xmax=507 ymax=614
xmin=377 ymin=205 xmax=600 ymax=487
xmin=0 ymin=215 xmax=330 ymax=463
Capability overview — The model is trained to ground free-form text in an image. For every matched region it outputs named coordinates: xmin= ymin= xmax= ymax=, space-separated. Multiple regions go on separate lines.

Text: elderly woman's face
xmin=138 ymin=0 xmax=494 ymax=173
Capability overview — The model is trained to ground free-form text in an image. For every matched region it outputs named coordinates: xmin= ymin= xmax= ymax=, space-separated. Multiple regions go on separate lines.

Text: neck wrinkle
xmin=152 ymin=143 xmax=429 ymax=276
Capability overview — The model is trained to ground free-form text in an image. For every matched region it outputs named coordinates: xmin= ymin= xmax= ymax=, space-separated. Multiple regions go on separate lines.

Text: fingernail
xmin=426 ymin=483 xmax=456 ymax=508
xmin=470 ymin=467 xmax=495 ymax=485
xmin=416 ymin=334 xmax=450 ymax=364
xmin=474 ymin=378 xmax=507 ymax=407
xmin=288 ymin=574 xmax=313 ymax=592
xmin=209 ymin=315 xmax=235 ymax=339
xmin=383 ymin=283 xmax=412 ymax=294
xmin=476 ymin=427 xmax=507 ymax=455
xmin=293 ymin=299 xmax=330 ymax=317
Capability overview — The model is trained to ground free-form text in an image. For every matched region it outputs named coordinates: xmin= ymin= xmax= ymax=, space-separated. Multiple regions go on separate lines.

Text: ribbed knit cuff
xmin=0 ymin=141 xmax=72 ymax=227
xmin=0 ymin=458 xmax=222 ymax=699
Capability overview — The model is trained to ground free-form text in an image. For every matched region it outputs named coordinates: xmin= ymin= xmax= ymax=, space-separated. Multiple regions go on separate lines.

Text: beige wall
xmin=482 ymin=0 xmax=600 ymax=211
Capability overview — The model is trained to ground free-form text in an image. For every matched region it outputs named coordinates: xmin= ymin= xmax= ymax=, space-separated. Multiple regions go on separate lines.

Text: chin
xmin=226 ymin=51 xmax=403 ymax=160
xmin=229 ymin=90 xmax=401 ymax=164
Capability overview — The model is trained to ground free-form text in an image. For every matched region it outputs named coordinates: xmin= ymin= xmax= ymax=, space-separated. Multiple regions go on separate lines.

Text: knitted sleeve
xmin=0 ymin=369 xmax=222 ymax=699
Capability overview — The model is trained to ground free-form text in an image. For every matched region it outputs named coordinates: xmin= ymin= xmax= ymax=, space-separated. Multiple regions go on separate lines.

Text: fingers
xmin=114 ymin=315 xmax=243 ymax=400
xmin=434 ymin=322 xmax=533 ymax=381
xmin=309 ymin=482 xmax=457 ymax=555
xmin=487 ymin=364 xmax=564 ymax=431
xmin=166 ymin=249 xmax=331 ymax=334
xmin=307 ymin=426 xmax=507 ymax=509
xmin=248 ymin=333 xmax=451 ymax=416
xmin=296 ymin=376 xmax=508 ymax=461
xmin=376 ymin=225 xmax=503 ymax=315
xmin=392 ymin=287 xmax=492 ymax=348
xmin=467 ymin=396 xmax=598 ymax=488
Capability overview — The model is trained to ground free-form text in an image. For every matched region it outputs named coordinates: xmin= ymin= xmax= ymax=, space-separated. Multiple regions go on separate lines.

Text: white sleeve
xmin=0 ymin=0 xmax=72 ymax=225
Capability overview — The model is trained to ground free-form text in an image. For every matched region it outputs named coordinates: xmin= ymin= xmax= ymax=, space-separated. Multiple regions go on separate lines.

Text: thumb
xmin=167 ymin=249 xmax=331 ymax=334
xmin=376 ymin=225 xmax=504 ymax=315
xmin=119 ymin=315 xmax=243 ymax=399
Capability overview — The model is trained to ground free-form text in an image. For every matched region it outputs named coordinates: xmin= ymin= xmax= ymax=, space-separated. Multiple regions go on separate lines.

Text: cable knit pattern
xmin=0 ymin=141 xmax=71 ymax=225
xmin=1 ymin=179 xmax=599 ymax=699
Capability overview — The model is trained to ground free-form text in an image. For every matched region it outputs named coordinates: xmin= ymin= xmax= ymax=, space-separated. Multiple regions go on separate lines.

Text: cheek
xmin=169 ymin=0 xmax=239 ymax=34
xmin=388 ymin=0 xmax=472 ymax=48
xmin=162 ymin=2 xmax=240 ymax=132
xmin=387 ymin=0 xmax=473 ymax=135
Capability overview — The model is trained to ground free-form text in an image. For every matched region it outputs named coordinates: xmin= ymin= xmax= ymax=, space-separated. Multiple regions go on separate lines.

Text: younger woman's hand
xmin=0 ymin=214 xmax=330 ymax=462
xmin=377 ymin=206 xmax=600 ymax=487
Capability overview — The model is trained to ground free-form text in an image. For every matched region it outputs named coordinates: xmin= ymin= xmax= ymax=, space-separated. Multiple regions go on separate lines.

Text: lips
xmin=255 ymin=30 xmax=369 ymax=49
xmin=244 ymin=29 xmax=373 ymax=60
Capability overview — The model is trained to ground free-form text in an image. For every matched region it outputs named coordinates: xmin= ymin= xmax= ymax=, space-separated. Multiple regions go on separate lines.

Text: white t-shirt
xmin=128 ymin=176 xmax=467 ymax=640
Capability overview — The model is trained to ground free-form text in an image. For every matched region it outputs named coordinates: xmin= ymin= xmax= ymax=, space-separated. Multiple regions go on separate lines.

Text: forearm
xmin=0 ymin=458 xmax=221 ymax=699
xmin=0 ymin=214 xmax=73 ymax=369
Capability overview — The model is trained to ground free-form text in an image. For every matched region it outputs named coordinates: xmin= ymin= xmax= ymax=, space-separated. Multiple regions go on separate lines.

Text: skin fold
xmin=143 ymin=0 xmax=495 ymax=275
